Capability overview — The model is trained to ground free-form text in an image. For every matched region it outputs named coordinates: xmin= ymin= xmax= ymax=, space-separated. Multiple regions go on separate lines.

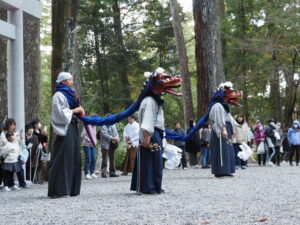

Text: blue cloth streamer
xmin=165 ymin=89 xmax=227 ymax=141
xmin=80 ymin=101 xmax=140 ymax=126
xmin=80 ymin=76 xmax=161 ymax=126
xmin=56 ymin=84 xmax=77 ymax=109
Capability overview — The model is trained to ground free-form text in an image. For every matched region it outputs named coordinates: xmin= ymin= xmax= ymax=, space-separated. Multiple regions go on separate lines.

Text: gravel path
xmin=1 ymin=162 xmax=300 ymax=225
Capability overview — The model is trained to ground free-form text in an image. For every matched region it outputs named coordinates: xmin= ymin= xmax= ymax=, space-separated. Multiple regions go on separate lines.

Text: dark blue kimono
xmin=209 ymin=102 xmax=235 ymax=176
xmin=131 ymin=129 xmax=164 ymax=194
xmin=130 ymin=96 xmax=164 ymax=194
xmin=210 ymin=122 xmax=235 ymax=176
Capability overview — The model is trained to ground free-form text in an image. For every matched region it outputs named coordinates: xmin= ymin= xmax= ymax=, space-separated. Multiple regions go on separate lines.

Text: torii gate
xmin=0 ymin=0 xmax=42 ymax=134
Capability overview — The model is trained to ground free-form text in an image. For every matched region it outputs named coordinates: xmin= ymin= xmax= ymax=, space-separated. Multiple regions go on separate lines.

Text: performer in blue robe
xmin=165 ymin=81 xmax=242 ymax=178
xmin=209 ymin=102 xmax=237 ymax=177
xmin=131 ymin=68 xmax=182 ymax=194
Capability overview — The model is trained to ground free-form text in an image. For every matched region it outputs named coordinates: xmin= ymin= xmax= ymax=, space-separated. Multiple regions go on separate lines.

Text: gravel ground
xmin=1 ymin=162 xmax=300 ymax=225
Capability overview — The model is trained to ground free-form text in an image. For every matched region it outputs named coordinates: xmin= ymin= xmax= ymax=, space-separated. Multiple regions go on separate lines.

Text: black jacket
xmin=265 ymin=125 xmax=276 ymax=147
xmin=185 ymin=127 xmax=201 ymax=153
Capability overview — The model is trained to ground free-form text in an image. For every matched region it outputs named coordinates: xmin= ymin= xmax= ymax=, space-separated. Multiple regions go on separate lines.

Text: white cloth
xmin=237 ymin=143 xmax=253 ymax=161
xmin=138 ymin=96 xmax=164 ymax=143
xmin=123 ymin=121 xmax=140 ymax=147
xmin=1 ymin=142 xmax=21 ymax=163
xmin=51 ymin=92 xmax=73 ymax=136
xmin=209 ymin=103 xmax=236 ymax=136
xmin=56 ymin=72 xmax=73 ymax=83
xmin=162 ymin=139 xmax=182 ymax=169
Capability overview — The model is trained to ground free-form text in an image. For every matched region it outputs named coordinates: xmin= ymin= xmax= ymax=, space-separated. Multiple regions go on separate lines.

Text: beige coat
xmin=233 ymin=123 xmax=250 ymax=144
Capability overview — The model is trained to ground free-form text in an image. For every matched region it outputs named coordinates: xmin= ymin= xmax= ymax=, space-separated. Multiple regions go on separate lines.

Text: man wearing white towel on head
xmin=48 ymin=72 xmax=85 ymax=198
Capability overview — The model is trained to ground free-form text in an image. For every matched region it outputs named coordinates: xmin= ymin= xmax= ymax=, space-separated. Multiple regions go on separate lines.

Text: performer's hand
xmin=141 ymin=137 xmax=151 ymax=148
xmin=111 ymin=138 xmax=118 ymax=143
xmin=221 ymin=128 xmax=228 ymax=139
xmin=72 ymin=106 xmax=84 ymax=114
xmin=141 ymin=142 xmax=150 ymax=148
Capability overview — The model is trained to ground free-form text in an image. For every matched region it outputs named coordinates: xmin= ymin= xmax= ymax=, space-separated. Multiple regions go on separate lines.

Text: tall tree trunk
xmin=218 ymin=0 xmax=227 ymax=77
xmin=267 ymin=0 xmax=282 ymax=123
xmin=24 ymin=13 xmax=41 ymax=123
xmin=51 ymin=0 xmax=79 ymax=94
xmin=284 ymin=51 xmax=298 ymax=126
xmin=112 ymin=0 xmax=132 ymax=107
xmin=238 ymin=0 xmax=249 ymax=121
xmin=0 ymin=9 xmax=7 ymax=122
xmin=92 ymin=23 xmax=110 ymax=113
xmin=51 ymin=0 xmax=68 ymax=94
xmin=170 ymin=0 xmax=194 ymax=127
xmin=51 ymin=0 xmax=79 ymax=150
xmin=270 ymin=50 xmax=282 ymax=122
xmin=193 ymin=0 xmax=225 ymax=118
xmin=67 ymin=0 xmax=81 ymax=97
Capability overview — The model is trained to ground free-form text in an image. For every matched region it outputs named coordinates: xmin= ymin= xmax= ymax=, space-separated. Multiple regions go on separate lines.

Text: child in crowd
xmin=1 ymin=118 xmax=27 ymax=188
xmin=1 ymin=132 xmax=21 ymax=191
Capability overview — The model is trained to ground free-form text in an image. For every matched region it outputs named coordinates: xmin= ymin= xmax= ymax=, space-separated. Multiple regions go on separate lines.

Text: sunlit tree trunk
xmin=170 ymin=0 xmax=194 ymax=127
xmin=193 ymin=0 xmax=225 ymax=118
xmin=24 ymin=13 xmax=41 ymax=123
xmin=112 ymin=0 xmax=131 ymax=107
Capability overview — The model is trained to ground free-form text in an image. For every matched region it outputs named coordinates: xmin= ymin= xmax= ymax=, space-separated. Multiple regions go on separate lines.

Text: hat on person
xmin=56 ymin=72 xmax=73 ymax=84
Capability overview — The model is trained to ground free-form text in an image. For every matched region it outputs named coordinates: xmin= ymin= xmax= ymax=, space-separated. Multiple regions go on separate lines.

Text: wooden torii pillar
xmin=0 ymin=0 xmax=42 ymax=134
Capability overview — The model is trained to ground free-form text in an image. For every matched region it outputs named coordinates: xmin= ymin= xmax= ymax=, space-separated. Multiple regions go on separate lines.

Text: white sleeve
xmin=51 ymin=92 xmax=73 ymax=125
xmin=140 ymin=98 xmax=157 ymax=135
xmin=0 ymin=145 xmax=9 ymax=158
xmin=209 ymin=103 xmax=227 ymax=135
xmin=0 ymin=132 xmax=7 ymax=145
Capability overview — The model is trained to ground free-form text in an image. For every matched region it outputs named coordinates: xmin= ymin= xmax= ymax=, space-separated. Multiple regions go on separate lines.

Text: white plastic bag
xmin=162 ymin=139 xmax=182 ymax=169
xmin=266 ymin=137 xmax=274 ymax=148
xmin=274 ymin=130 xmax=281 ymax=140
xmin=238 ymin=143 xmax=253 ymax=161
xmin=257 ymin=142 xmax=265 ymax=154
xmin=20 ymin=144 xmax=29 ymax=163
xmin=279 ymin=146 xmax=283 ymax=153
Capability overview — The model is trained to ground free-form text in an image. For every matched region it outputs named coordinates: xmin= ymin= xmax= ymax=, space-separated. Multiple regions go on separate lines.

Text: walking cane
xmin=29 ymin=146 xmax=32 ymax=182
xmin=33 ymin=144 xmax=42 ymax=183
xmin=220 ymin=132 xmax=223 ymax=167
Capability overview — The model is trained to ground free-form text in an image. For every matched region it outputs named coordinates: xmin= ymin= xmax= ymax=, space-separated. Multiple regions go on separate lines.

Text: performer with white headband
xmin=48 ymin=72 xmax=85 ymax=198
